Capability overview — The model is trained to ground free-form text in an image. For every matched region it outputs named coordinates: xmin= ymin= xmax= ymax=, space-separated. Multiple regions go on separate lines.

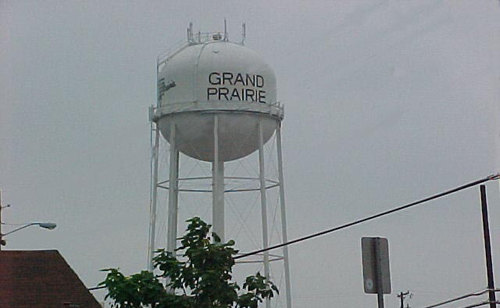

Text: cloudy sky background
xmin=2 ymin=1 xmax=500 ymax=307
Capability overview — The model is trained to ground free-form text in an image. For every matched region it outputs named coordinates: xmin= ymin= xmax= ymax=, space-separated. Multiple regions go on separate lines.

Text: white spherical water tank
xmin=149 ymin=28 xmax=292 ymax=308
xmin=155 ymin=34 xmax=283 ymax=162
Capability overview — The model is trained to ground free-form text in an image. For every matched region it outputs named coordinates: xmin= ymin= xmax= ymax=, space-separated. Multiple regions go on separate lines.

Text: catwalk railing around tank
xmin=150 ymin=101 xmax=284 ymax=123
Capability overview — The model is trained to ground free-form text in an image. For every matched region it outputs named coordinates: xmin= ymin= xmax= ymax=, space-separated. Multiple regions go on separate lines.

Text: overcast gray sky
xmin=1 ymin=1 xmax=500 ymax=307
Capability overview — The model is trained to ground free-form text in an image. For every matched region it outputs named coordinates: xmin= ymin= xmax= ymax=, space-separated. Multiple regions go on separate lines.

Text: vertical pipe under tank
xmin=167 ymin=122 xmax=179 ymax=254
xmin=212 ymin=115 xmax=225 ymax=241
xmin=277 ymin=123 xmax=292 ymax=308
xmin=258 ymin=118 xmax=271 ymax=308
xmin=148 ymin=125 xmax=160 ymax=271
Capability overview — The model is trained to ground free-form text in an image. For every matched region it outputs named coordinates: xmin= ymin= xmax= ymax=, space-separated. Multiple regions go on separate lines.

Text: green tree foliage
xmin=100 ymin=217 xmax=278 ymax=307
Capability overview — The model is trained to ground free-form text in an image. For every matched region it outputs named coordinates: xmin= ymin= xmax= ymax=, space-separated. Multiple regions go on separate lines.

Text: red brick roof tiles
xmin=0 ymin=250 xmax=101 ymax=308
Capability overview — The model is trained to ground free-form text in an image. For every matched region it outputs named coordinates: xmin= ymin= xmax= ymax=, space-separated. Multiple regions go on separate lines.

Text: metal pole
xmin=479 ymin=185 xmax=496 ymax=308
xmin=0 ymin=189 xmax=3 ymax=251
xmin=374 ymin=238 xmax=385 ymax=308
xmin=258 ymin=119 xmax=271 ymax=308
xmin=148 ymin=124 xmax=160 ymax=270
xmin=212 ymin=115 xmax=225 ymax=242
xmin=167 ymin=122 xmax=179 ymax=254
xmin=277 ymin=123 xmax=292 ymax=308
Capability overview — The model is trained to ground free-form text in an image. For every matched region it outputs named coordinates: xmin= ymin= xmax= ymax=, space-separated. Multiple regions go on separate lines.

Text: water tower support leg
xmin=148 ymin=124 xmax=160 ymax=271
xmin=212 ymin=115 xmax=225 ymax=242
xmin=258 ymin=120 xmax=271 ymax=308
xmin=277 ymin=124 xmax=292 ymax=308
xmin=167 ymin=123 xmax=179 ymax=254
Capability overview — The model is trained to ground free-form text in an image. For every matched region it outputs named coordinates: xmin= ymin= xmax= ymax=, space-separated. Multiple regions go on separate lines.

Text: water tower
xmin=148 ymin=23 xmax=291 ymax=308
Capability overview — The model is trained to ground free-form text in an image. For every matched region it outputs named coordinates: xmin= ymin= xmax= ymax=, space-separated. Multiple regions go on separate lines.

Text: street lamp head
xmin=37 ymin=222 xmax=57 ymax=230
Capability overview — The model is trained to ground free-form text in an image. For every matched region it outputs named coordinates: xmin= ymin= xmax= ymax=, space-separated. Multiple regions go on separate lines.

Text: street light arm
xmin=1 ymin=222 xmax=57 ymax=237
xmin=1 ymin=223 xmax=37 ymax=237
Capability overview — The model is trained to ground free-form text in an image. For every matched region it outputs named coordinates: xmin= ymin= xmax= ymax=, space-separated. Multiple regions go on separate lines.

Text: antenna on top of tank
xmin=241 ymin=23 xmax=246 ymax=45
xmin=224 ymin=19 xmax=228 ymax=41
xmin=187 ymin=22 xmax=194 ymax=43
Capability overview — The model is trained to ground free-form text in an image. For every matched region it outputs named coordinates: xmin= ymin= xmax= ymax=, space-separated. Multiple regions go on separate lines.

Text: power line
xmin=235 ymin=173 xmax=499 ymax=260
xmin=424 ymin=289 xmax=500 ymax=308
xmin=460 ymin=300 xmax=500 ymax=308
xmin=424 ymin=289 xmax=491 ymax=308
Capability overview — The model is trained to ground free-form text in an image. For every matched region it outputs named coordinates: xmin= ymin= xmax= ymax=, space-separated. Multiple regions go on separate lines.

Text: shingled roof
xmin=0 ymin=250 xmax=101 ymax=308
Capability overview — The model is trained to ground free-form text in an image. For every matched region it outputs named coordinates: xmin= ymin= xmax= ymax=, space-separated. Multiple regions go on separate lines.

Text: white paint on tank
xmin=155 ymin=39 xmax=282 ymax=162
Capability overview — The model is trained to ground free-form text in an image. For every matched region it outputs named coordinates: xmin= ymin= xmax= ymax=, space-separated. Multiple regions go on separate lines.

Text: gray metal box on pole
xmin=362 ymin=237 xmax=391 ymax=308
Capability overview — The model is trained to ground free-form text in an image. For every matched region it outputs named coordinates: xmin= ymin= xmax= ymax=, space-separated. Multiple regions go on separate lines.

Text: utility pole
xmin=397 ymin=291 xmax=412 ymax=308
xmin=479 ymin=185 xmax=496 ymax=308
xmin=0 ymin=189 xmax=2 ymax=249
xmin=0 ymin=190 xmax=11 ymax=250
xmin=0 ymin=190 xmax=4 ymax=250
